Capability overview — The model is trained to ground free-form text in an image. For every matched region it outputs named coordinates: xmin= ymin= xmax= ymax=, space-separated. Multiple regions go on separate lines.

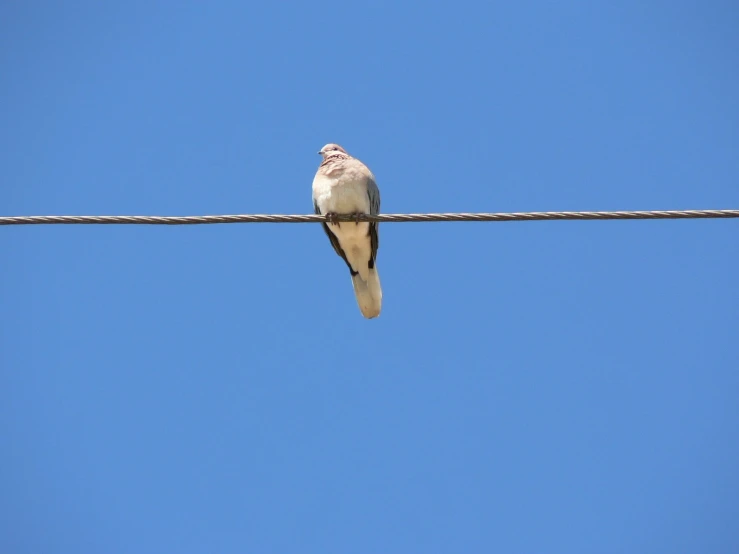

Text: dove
xmin=312 ymin=143 xmax=382 ymax=319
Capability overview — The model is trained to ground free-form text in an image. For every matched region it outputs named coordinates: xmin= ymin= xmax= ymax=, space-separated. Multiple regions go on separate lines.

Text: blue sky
xmin=1 ymin=2 xmax=738 ymax=552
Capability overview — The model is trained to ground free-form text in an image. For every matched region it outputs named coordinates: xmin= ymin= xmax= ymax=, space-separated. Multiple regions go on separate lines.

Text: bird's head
xmin=318 ymin=144 xmax=348 ymax=159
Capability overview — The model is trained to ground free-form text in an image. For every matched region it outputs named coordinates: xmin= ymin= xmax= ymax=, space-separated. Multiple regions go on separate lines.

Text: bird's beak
xmin=317 ymin=150 xmax=323 ymax=155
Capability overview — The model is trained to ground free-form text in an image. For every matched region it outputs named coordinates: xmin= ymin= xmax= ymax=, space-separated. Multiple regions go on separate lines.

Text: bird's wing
xmin=313 ymin=200 xmax=356 ymax=274
xmin=366 ymin=173 xmax=380 ymax=264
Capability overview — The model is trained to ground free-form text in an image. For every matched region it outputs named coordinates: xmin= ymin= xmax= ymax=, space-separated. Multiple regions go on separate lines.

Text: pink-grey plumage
xmin=312 ymin=144 xmax=382 ymax=318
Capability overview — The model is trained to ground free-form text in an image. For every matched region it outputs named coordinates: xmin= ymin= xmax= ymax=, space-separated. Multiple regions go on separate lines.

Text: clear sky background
xmin=1 ymin=2 xmax=738 ymax=553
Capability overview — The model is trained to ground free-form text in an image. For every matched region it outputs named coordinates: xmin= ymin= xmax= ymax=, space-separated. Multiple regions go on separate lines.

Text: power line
xmin=1 ymin=209 xmax=738 ymax=226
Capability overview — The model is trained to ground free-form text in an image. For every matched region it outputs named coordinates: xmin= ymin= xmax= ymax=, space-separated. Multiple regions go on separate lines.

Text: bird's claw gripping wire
xmin=325 ymin=212 xmax=340 ymax=227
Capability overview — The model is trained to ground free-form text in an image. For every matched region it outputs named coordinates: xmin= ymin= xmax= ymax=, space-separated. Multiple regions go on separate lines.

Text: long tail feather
xmin=351 ymin=268 xmax=382 ymax=319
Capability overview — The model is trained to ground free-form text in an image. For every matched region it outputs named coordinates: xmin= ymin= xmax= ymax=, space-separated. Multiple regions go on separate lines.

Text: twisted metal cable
xmin=0 ymin=209 xmax=738 ymax=226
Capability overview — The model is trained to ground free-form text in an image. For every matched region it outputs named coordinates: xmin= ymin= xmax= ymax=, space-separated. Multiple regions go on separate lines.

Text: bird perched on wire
xmin=312 ymin=143 xmax=382 ymax=319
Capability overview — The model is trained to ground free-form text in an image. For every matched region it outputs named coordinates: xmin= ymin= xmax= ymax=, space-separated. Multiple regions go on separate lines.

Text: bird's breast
xmin=313 ymin=175 xmax=370 ymax=214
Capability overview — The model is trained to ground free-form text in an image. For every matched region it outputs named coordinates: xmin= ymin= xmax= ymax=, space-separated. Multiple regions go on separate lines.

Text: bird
xmin=312 ymin=143 xmax=382 ymax=319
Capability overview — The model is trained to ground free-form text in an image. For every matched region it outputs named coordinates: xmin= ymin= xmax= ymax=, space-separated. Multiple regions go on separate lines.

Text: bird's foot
xmin=326 ymin=212 xmax=340 ymax=227
xmin=351 ymin=212 xmax=362 ymax=225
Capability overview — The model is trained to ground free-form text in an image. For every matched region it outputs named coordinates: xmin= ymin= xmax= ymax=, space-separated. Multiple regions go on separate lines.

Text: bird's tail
xmin=351 ymin=267 xmax=382 ymax=319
